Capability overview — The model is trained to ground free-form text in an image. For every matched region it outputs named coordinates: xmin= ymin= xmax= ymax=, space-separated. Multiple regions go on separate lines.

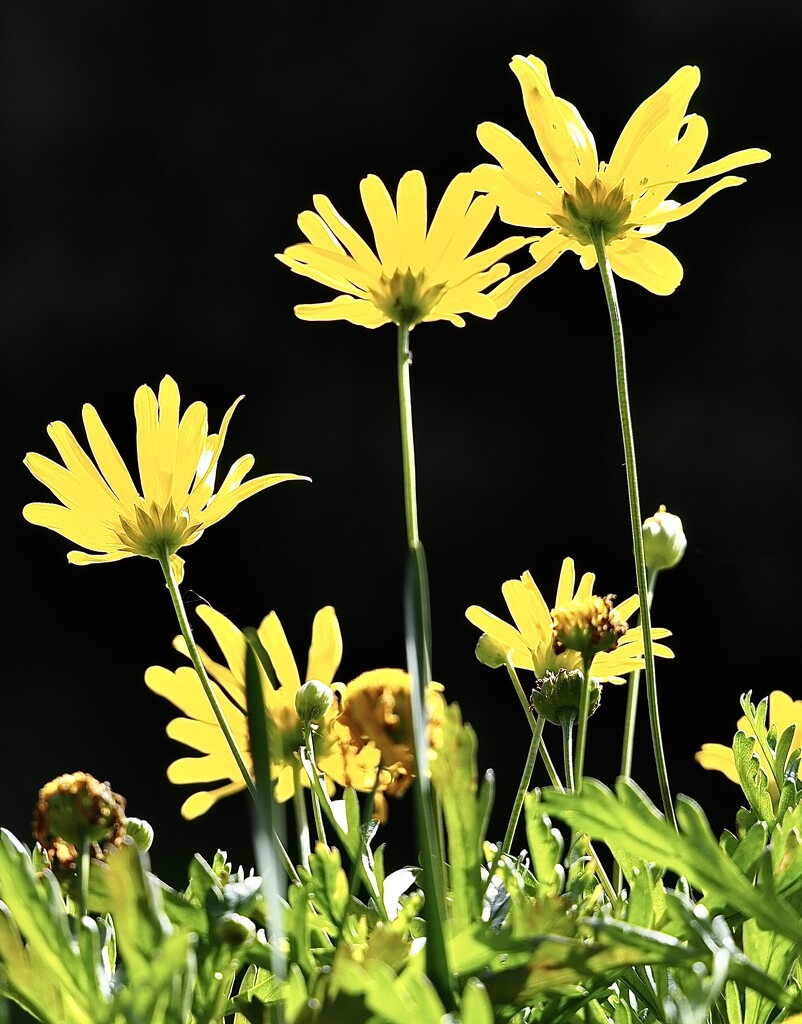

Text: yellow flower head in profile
xmin=696 ymin=690 xmax=802 ymax=800
xmin=277 ymin=170 xmax=529 ymax=328
xmin=466 ymin=556 xmax=673 ymax=684
xmin=474 ymin=55 xmax=770 ymax=299
xmin=23 ymin=375 xmax=306 ymax=584
xmin=145 ymin=604 xmax=387 ymax=819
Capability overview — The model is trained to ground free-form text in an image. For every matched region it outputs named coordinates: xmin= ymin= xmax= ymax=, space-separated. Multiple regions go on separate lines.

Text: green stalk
xmin=244 ymin=640 xmax=287 ymax=1008
xmin=504 ymin=659 xmax=615 ymax=903
xmin=619 ymin=567 xmax=659 ymax=783
xmin=292 ymin=761 xmax=311 ymax=868
xmin=573 ymin=653 xmax=594 ymax=791
xmin=501 ymin=714 xmax=545 ymax=855
xmin=562 ymin=717 xmax=576 ymax=793
xmin=505 ymin=657 xmax=563 ymax=789
xmin=76 ymin=834 xmax=90 ymax=920
xmin=589 ymin=230 xmax=677 ymax=830
xmin=157 ymin=547 xmax=257 ymax=804
xmin=304 ymin=723 xmax=329 ymax=849
xmin=397 ymin=322 xmax=454 ymax=1010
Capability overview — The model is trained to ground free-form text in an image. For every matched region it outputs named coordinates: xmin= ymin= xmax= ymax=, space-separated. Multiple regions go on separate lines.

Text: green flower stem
xmin=244 ymin=641 xmax=288 ymax=1005
xmin=619 ymin=568 xmax=659 ymax=783
xmin=292 ymin=761 xmax=311 ymax=867
xmin=562 ymin=717 xmax=576 ymax=793
xmin=503 ymin=658 xmax=615 ymax=903
xmin=397 ymin=322 xmax=454 ymax=1010
xmin=505 ymin=657 xmax=562 ymax=789
xmin=158 ymin=548 xmax=258 ymax=804
xmin=76 ymin=834 xmax=90 ymax=920
xmin=573 ymin=652 xmax=594 ymax=791
xmin=303 ymin=724 xmax=329 ymax=849
xmin=501 ymin=714 xmax=546 ymax=855
xmin=589 ymin=230 xmax=677 ymax=831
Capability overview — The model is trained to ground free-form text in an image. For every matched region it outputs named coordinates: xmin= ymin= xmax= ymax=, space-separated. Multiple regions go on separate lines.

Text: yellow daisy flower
xmin=23 ymin=375 xmax=306 ymax=584
xmin=466 ymin=556 xmax=673 ymax=684
xmin=277 ymin=169 xmax=529 ymax=328
xmin=145 ymin=604 xmax=382 ymax=819
xmin=474 ymin=55 xmax=770 ymax=298
xmin=696 ymin=690 xmax=802 ymax=798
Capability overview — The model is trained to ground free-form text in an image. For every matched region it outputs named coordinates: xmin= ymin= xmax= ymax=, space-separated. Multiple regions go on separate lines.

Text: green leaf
xmin=102 ymin=839 xmax=174 ymax=987
xmin=430 ymin=703 xmax=486 ymax=933
xmin=302 ymin=845 xmax=350 ymax=936
xmin=0 ymin=829 xmax=108 ymax=1023
xmin=460 ymin=977 xmax=493 ymax=1024
xmin=523 ymin=792 xmax=565 ymax=899
xmin=541 ymin=779 xmax=802 ymax=946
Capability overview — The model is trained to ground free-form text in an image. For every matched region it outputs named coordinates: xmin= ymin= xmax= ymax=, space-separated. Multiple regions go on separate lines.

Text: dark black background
xmin=2 ymin=1 xmax=798 ymax=892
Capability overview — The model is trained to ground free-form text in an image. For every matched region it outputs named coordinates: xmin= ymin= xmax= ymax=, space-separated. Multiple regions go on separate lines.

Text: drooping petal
xmin=695 ymin=743 xmax=739 ymax=784
xmin=464 ymin=605 xmax=532 ymax=667
xmin=605 ymin=236 xmax=683 ymax=295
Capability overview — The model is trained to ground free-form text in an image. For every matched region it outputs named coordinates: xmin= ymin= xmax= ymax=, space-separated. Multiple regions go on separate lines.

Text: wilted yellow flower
xmin=33 ymin=772 xmax=127 ymax=874
xmin=696 ymin=690 xmax=802 ymax=798
xmin=23 ymin=375 xmax=306 ymax=584
xmin=145 ymin=604 xmax=386 ymax=818
xmin=335 ymin=669 xmax=446 ymax=806
xmin=277 ymin=170 xmax=529 ymax=328
xmin=466 ymin=557 xmax=673 ymax=684
xmin=474 ymin=55 xmax=769 ymax=298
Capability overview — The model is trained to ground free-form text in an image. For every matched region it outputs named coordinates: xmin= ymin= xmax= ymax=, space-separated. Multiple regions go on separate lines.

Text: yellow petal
xmin=511 ymin=55 xmax=598 ymax=187
xmin=81 ymin=405 xmax=139 ymax=506
xmin=396 ymin=170 xmax=427 ymax=275
xmin=360 ymin=174 xmax=401 ymax=274
xmin=695 ymin=743 xmax=739 ymax=784
xmin=606 ymin=66 xmax=700 ymax=187
xmin=293 ymin=296 xmax=387 ymax=327
xmin=199 ymin=472 xmax=309 ymax=528
xmin=257 ymin=611 xmax=301 ymax=691
xmin=306 ymin=606 xmax=343 ymax=686
xmin=606 ymin=236 xmax=683 ymax=295
xmin=638 ymin=175 xmax=745 ymax=227
xmin=312 ymin=194 xmax=382 ymax=274
xmin=464 ymin=605 xmax=531 ymax=667
xmin=180 ymin=782 xmax=245 ymax=820
xmin=502 ymin=579 xmax=548 ymax=651
xmin=681 ymin=146 xmax=770 ymax=183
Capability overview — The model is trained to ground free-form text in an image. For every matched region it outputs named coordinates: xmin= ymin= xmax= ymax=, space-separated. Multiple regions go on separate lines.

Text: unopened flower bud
xmin=530 ymin=669 xmax=602 ymax=727
xmin=475 ymin=633 xmax=509 ymax=669
xmin=124 ymin=817 xmax=154 ymax=852
xmin=213 ymin=911 xmax=256 ymax=947
xmin=295 ymin=679 xmax=334 ymax=723
xmin=642 ymin=505 xmax=686 ymax=571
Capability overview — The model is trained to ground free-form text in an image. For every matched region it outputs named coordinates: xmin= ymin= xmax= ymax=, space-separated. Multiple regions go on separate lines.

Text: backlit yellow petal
xmin=360 ymin=174 xmax=401 ymax=274
xmin=311 ymin=195 xmax=382 ymax=274
xmin=695 ymin=743 xmax=739 ymax=784
xmin=306 ymin=606 xmax=343 ymax=686
xmin=396 ymin=170 xmax=427 ymax=274
xmin=606 ymin=236 xmax=683 ymax=295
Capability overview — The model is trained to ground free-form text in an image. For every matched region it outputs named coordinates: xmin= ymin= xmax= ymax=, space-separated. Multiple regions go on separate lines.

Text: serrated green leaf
xmin=524 ymin=792 xmax=564 ymax=899
xmin=542 ymin=780 xmax=802 ymax=946
xmin=742 ymin=917 xmax=798 ymax=1024
xmin=0 ymin=830 xmax=107 ymax=1023
xmin=304 ymin=845 xmax=349 ymax=935
xmin=430 ymin=704 xmax=485 ymax=933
